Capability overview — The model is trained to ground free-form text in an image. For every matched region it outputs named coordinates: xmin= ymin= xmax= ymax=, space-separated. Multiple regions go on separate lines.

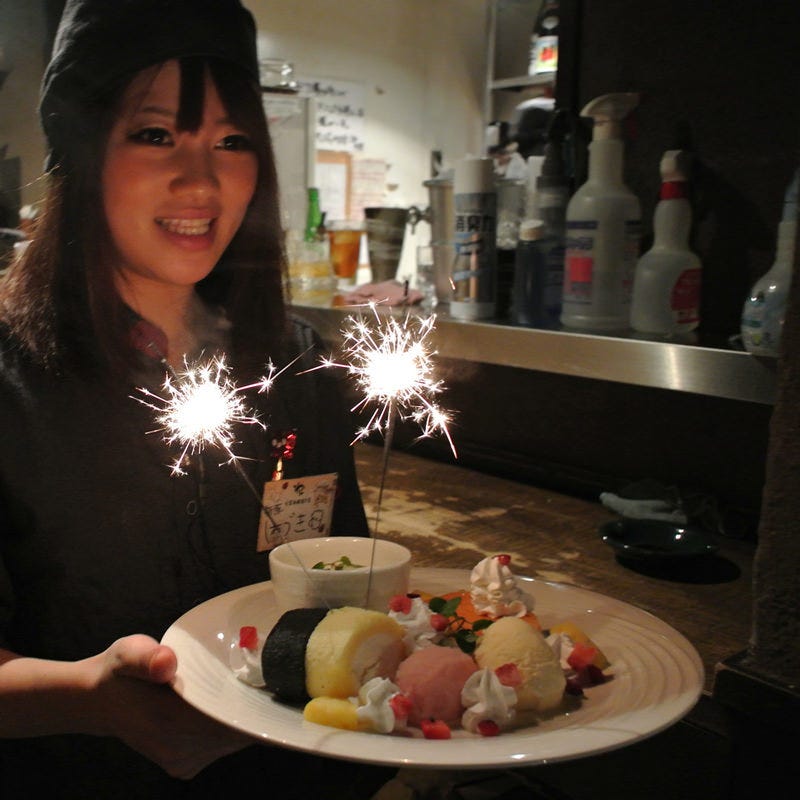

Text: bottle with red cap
xmin=630 ymin=150 xmax=702 ymax=337
xmin=527 ymin=0 xmax=560 ymax=78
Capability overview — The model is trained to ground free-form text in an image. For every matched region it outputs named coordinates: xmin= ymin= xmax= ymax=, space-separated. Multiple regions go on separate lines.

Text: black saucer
xmin=599 ymin=518 xmax=719 ymax=562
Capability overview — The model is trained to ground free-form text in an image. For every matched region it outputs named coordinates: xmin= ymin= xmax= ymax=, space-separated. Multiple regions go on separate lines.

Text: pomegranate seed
xmin=420 ymin=719 xmax=451 ymax=739
xmin=389 ymin=595 xmax=412 ymax=614
xmin=581 ymin=664 xmax=606 ymax=686
xmin=477 ymin=719 xmax=501 ymax=737
xmin=430 ymin=613 xmax=449 ymax=632
xmin=565 ymin=677 xmax=585 ymax=696
xmin=495 ymin=662 xmax=522 ymax=687
xmin=389 ymin=693 xmax=413 ymax=721
xmin=238 ymin=626 xmax=258 ymax=650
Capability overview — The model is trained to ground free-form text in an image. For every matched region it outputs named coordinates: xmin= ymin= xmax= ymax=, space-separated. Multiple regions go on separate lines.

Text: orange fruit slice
xmin=414 ymin=589 xmax=541 ymax=631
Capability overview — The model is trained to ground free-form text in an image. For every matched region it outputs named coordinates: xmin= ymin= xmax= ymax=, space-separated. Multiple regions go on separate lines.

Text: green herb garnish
xmin=311 ymin=555 xmax=364 ymax=571
xmin=428 ymin=595 xmax=494 ymax=655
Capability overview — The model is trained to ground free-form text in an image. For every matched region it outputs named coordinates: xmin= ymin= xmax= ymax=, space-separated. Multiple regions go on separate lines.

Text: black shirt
xmin=0 ymin=314 xmax=392 ymax=798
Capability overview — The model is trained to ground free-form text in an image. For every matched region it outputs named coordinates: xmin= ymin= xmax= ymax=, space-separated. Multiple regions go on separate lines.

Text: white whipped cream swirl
xmin=355 ymin=677 xmax=405 ymax=733
xmin=461 ymin=668 xmax=517 ymax=733
xmin=388 ymin=596 xmax=441 ymax=652
xmin=230 ymin=632 xmax=266 ymax=688
xmin=469 ymin=556 xmax=534 ymax=618
xmin=546 ymin=631 xmax=577 ymax=672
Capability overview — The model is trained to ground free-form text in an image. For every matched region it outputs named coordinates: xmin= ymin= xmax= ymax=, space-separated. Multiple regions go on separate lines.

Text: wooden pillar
xmin=747 ymin=219 xmax=800 ymax=681
xmin=712 ymin=217 xmax=800 ymax=796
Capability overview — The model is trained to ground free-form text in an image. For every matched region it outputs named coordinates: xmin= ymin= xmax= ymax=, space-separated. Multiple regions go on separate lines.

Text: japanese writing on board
xmin=257 ymin=472 xmax=338 ymax=551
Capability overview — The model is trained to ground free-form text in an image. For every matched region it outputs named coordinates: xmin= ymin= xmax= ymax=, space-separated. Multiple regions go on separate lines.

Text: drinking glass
xmin=416 ymin=244 xmax=437 ymax=310
xmin=326 ymin=221 xmax=364 ymax=288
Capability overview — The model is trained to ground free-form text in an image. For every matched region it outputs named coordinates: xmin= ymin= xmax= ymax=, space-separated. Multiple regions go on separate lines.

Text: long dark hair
xmin=0 ymin=56 xmax=288 ymax=381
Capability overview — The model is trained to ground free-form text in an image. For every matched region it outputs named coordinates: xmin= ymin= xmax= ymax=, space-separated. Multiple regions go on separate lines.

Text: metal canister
xmin=450 ymin=157 xmax=497 ymax=320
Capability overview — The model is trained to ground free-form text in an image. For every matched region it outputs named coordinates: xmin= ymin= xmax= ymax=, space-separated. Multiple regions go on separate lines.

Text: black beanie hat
xmin=40 ymin=0 xmax=260 ymax=171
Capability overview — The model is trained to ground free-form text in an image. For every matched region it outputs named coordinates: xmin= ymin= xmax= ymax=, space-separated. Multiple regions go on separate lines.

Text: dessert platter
xmin=162 ymin=553 xmax=704 ymax=769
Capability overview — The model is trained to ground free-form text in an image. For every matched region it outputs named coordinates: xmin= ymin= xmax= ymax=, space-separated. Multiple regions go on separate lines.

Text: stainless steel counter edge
xmin=293 ymin=304 xmax=778 ymax=405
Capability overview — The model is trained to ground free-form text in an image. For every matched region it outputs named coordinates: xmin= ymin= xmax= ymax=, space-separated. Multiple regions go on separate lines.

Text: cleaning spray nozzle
xmin=581 ymin=92 xmax=640 ymax=140
xmin=659 ymin=150 xmax=691 ymax=182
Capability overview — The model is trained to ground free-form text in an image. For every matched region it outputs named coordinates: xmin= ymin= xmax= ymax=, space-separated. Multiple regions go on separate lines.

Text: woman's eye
xmin=128 ymin=127 xmax=173 ymax=146
xmin=217 ymin=134 xmax=253 ymax=152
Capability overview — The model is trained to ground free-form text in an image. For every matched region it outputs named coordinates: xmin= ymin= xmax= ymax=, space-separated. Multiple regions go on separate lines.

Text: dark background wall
xmin=385 ymin=1 xmax=798 ymax=541
xmin=382 ymin=359 xmax=772 ymax=541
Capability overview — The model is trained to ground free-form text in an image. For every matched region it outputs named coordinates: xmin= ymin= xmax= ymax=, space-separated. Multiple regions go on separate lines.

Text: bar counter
xmin=350 ymin=442 xmax=764 ymax=798
xmin=353 ymin=441 xmax=754 ymax=697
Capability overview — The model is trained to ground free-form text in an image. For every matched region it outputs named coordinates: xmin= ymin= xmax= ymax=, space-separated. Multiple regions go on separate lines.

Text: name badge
xmin=256 ymin=472 xmax=338 ymax=552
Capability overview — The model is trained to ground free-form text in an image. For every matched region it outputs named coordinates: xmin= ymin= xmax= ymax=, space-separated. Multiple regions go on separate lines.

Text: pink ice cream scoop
xmin=395 ymin=646 xmax=478 ymax=726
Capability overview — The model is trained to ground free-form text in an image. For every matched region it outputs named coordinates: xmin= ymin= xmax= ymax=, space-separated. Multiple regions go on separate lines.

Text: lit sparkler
xmin=316 ymin=304 xmax=456 ymax=457
xmin=306 ymin=303 xmax=456 ymax=570
xmin=135 ymin=354 xmax=283 ymax=475
xmin=134 ymin=349 xmax=335 ymax=603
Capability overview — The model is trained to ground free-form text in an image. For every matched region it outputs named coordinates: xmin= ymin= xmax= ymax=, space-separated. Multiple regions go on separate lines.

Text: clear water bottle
xmin=741 ymin=219 xmax=795 ymax=357
xmin=741 ymin=168 xmax=798 ymax=357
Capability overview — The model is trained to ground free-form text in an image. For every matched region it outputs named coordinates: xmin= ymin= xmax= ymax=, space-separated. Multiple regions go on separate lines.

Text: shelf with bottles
xmin=486 ymin=0 xmax=559 ymax=128
xmin=291 ymin=301 xmax=777 ymax=406
xmin=490 ymin=72 xmax=555 ymax=92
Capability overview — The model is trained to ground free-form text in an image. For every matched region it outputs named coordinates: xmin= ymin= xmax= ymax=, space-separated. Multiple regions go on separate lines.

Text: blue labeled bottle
xmin=511 ymin=218 xmax=563 ymax=328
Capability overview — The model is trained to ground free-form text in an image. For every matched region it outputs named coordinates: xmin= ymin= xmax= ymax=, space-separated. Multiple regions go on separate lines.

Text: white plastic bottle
xmin=561 ymin=92 xmax=641 ymax=332
xmin=630 ymin=150 xmax=702 ymax=336
xmin=741 ymin=169 xmax=798 ymax=357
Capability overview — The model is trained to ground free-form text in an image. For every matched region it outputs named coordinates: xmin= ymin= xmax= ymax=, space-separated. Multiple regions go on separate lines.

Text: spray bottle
xmin=630 ymin=150 xmax=702 ymax=336
xmin=741 ymin=168 xmax=798 ymax=357
xmin=561 ymin=93 xmax=641 ymax=331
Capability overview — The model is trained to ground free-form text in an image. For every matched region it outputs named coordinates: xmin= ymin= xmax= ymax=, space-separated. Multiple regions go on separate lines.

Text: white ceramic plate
xmin=161 ymin=567 xmax=703 ymax=769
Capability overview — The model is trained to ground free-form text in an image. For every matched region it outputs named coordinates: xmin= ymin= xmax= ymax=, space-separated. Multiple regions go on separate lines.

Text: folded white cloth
xmin=599 ymin=492 xmax=688 ymax=523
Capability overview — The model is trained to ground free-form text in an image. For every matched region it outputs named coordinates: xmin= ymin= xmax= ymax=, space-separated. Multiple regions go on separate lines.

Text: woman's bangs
xmin=176 ymin=57 xmax=206 ymax=132
xmin=176 ymin=56 xmax=266 ymax=144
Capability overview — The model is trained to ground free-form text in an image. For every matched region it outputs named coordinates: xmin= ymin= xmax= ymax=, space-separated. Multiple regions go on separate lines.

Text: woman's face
xmin=102 ymin=59 xmax=258 ymax=297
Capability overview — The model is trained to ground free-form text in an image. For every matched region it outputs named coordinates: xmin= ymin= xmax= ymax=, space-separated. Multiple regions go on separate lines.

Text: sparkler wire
xmin=302 ymin=303 xmax=456 ymax=608
xmin=134 ymin=349 xmax=335 ymax=608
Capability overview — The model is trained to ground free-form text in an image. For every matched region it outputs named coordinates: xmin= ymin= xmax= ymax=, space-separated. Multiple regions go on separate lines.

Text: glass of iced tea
xmin=326 ymin=220 xmax=364 ymax=288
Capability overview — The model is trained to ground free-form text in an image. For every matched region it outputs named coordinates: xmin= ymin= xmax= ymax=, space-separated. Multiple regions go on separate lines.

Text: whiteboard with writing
xmin=297 ymin=76 xmax=366 ymax=154
xmin=256 ymin=472 xmax=337 ymax=551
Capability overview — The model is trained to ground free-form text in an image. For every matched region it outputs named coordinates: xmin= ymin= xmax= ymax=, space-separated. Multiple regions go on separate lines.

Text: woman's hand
xmin=88 ymin=634 xmax=251 ymax=779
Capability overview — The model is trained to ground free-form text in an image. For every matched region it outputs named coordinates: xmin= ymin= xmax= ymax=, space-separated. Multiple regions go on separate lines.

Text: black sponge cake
xmin=261 ymin=607 xmax=328 ymax=704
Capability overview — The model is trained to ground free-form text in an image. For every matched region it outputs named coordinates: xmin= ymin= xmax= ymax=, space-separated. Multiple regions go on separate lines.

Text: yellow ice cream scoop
xmin=475 ymin=616 xmax=565 ymax=712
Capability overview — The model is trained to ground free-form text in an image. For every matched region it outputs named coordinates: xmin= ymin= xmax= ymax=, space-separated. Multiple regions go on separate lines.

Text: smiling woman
xmin=0 ymin=1 xmax=395 ymax=798
xmin=102 ymin=59 xmax=258 ymax=355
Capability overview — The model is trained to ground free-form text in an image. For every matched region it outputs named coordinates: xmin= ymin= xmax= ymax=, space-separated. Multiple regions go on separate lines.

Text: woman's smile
xmin=154 ymin=213 xmax=217 ymax=250
xmin=102 ymin=59 xmax=257 ymax=294
xmin=155 ymin=217 xmax=213 ymax=236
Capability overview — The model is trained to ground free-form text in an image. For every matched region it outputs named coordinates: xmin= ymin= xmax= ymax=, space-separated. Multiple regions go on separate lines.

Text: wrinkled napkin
xmin=340 ymin=280 xmax=423 ymax=307
xmin=599 ymin=492 xmax=688 ymax=523
xmin=599 ymin=478 xmax=688 ymax=523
